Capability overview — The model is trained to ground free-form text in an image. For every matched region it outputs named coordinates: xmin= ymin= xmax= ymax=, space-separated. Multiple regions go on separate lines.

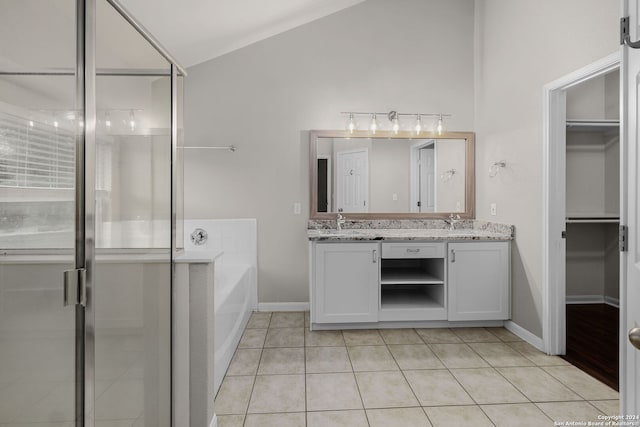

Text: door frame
xmin=542 ymin=52 xmax=620 ymax=355
xmin=409 ymin=139 xmax=436 ymax=213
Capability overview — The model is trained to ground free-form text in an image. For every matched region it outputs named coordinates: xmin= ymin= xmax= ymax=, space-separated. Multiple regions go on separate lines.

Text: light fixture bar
xmin=340 ymin=110 xmax=452 ymax=134
xmin=340 ymin=111 xmax=452 ymax=118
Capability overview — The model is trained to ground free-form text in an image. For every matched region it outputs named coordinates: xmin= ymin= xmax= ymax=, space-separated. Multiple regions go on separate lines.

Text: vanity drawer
xmin=382 ymin=242 xmax=445 ymax=259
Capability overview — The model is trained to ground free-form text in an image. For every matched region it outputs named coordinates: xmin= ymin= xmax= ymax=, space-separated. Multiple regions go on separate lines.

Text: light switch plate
xmin=490 ymin=203 xmax=497 ymax=216
xmin=293 ymin=202 xmax=301 ymax=215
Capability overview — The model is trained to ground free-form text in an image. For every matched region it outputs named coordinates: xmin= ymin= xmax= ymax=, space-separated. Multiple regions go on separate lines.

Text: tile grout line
xmin=303 ymin=315 xmax=308 ymax=427
xmin=342 ymin=329 xmax=372 ymax=427
xmin=387 ymin=328 xmax=439 ymax=427
xmin=243 ymin=312 xmax=271 ymax=425
xmin=462 ymin=330 xmax=543 ymax=426
xmin=539 ymin=365 xmax=617 ymax=401
xmin=423 ymin=328 xmax=509 ymax=426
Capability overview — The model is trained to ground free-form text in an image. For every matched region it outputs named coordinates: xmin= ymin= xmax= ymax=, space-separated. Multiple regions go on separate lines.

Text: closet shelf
xmin=566 ymin=213 xmax=620 ymax=224
xmin=566 ymin=119 xmax=619 ymax=133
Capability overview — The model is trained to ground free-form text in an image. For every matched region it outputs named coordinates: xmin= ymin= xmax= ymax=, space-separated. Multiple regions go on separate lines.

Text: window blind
xmin=0 ymin=113 xmax=75 ymax=189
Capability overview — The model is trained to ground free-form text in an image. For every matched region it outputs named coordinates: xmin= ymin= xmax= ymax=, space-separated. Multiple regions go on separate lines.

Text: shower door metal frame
xmin=73 ymin=0 xmax=186 ymax=425
xmin=0 ymin=0 xmax=185 ymax=425
xmin=74 ymin=0 xmax=96 ymax=425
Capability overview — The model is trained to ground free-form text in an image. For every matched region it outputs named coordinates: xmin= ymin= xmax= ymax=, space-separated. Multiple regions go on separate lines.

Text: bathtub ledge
xmin=175 ymin=250 xmax=223 ymax=264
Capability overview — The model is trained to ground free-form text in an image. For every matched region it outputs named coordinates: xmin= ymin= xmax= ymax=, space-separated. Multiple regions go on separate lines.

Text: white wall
xmin=435 ymin=138 xmax=466 ymax=212
xmin=185 ymin=0 xmax=619 ymax=329
xmin=185 ymin=0 xmax=475 ymax=303
xmin=474 ymin=0 xmax=618 ymax=336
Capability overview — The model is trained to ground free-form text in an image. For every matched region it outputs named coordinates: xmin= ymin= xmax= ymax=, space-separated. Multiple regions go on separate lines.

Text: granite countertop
xmin=307 ymin=220 xmax=513 ymax=241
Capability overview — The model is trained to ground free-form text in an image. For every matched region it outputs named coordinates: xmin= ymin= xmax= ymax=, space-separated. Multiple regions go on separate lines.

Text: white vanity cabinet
xmin=447 ymin=241 xmax=510 ymax=321
xmin=312 ymin=242 xmax=380 ymax=323
xmin=309 ymin=237 xmax=511 ymax=328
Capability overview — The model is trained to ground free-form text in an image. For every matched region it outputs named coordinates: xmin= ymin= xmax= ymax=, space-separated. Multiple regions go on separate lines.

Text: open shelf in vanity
xmin=379 ymin=243 xmax=447 ymax=321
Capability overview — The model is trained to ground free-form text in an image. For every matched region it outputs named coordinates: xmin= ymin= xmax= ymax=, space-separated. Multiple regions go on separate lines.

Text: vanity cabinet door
xmin=314 ymin=242 xmax=380 ymax=323
xmin=447 ymin=242 xmax=510 ymax=321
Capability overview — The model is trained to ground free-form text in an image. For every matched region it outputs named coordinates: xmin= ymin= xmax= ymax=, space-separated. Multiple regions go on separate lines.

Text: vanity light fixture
xmin=414 ymin=114 xmax=423 ymax=135
xmin=370 ymin=113 xmax=379 ymax=134
xmin=389 ymin=111 xmax=400 ymax=134
xmin=129 ymin=110 xmax=136 ymax=131
xmin=346 ymin=113 xmax=357 ymax=134
xmin=340 ymin=111 xmax=451 ymax=134
xmin=489 ymin=160 xmax=507 ymax=178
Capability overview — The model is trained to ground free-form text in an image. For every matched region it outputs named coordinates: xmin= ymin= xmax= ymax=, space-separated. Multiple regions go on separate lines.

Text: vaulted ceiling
xmin=118 ymin=0 xmax=366 ymax=67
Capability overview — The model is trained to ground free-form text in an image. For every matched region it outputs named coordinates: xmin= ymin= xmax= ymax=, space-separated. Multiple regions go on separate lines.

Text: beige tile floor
xmin=215 ymin=312 xmax=620 ymax=427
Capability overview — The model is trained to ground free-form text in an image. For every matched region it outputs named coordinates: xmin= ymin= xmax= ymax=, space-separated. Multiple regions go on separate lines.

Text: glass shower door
xmin=0 ymin=1 xmax=80 ymax=424
xmin=93 ymin=1 xmax=174 ymax=426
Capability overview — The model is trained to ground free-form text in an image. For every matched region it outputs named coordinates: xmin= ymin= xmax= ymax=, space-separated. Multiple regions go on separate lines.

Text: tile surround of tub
xmin=215 ymin=312 xmax=620 ymax=427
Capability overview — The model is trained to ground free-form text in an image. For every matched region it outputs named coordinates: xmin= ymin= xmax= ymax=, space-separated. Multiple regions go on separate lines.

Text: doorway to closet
xmin=543 ymin=53 xmax=621 ymax=392
xmin=563 ymin=70 xmax=620 ymax=390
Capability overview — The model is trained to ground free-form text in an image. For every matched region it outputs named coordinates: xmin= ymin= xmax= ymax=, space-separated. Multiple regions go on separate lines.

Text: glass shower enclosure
xmin=0 ymin=1 xmax=184 ymax=425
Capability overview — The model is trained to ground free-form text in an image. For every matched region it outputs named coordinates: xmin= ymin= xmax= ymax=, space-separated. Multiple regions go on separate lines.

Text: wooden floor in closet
xmin=562 ymin=304 xmax=619 ymax=391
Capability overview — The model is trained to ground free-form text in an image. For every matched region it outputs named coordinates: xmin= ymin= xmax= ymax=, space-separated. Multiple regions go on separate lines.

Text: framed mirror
xmin=309 ymin=130 xmax=475 ymax=219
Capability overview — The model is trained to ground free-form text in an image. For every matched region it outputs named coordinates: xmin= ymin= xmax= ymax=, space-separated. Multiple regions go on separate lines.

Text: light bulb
xmin=391 ymin=117 xmax=400 ymax=134
xmin=53 ymin=120 xmax=59 ymax=128
xmin=105 ymin=112 xmax=111 ymax=128
xmin=346 ymin=113 xmax=356 ymax=134
xmin=414 ymin=115 xmax=422 ymax=135
xmin=436 ymin=114 xmax=443 ymax=135
xmin=79 ymin=119 xmax=84 ymax=128
xmin=29 ymin=120 xmax=34 ymax=128
xmin=370 ymin=113 xmax=378 ymax=134
xmin=129 ymin=110 xmax=136 ymax=131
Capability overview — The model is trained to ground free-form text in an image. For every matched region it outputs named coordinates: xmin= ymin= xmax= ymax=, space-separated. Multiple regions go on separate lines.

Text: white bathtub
xmin=214 ymin=263 xmax=253 ymax=389
xmin=183 ymin=219 xmax=257 ymax=395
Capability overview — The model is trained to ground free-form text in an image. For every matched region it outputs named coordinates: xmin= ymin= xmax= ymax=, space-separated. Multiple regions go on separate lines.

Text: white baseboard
xmin=258 ymin=302 xmax=310 ymax=312
xmin=604 ymin=296 xmax=620 ymax=308
xmin=210 ymin=414 xmax=217 ymax=427
xmin=504 ymin=320 xmax=545 ymax=352
xmin=566 ymin=295 xmax=605 ymax=304
xmin=566 ymin=295 xmax=620 ymax=308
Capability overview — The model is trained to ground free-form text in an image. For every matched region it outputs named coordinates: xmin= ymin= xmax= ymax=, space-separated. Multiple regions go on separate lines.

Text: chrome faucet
xmin=444 ymin=213 xmax=461 ymax=231
xmin=337 ymin=213 xmax=346 ymax=231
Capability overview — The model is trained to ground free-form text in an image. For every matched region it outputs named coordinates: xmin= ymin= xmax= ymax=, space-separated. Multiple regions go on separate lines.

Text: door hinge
xmin=561 ymin=230 xmax=566 ymax=239
xmin=64 ymin=268 xmax=86 ymax=307
xmin=417 ymin=201 xmax=421 ymax=207
xmin=620 ymin=225 xmax=628 ymax=252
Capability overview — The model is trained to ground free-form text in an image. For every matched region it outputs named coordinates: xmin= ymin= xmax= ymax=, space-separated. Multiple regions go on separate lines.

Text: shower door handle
xmin=64 ymin=268 xmax=86 ymax=307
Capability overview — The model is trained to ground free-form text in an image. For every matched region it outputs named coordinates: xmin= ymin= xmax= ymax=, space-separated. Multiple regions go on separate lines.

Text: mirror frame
xmin=309 ymin=129 xmax=475 ymax=220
